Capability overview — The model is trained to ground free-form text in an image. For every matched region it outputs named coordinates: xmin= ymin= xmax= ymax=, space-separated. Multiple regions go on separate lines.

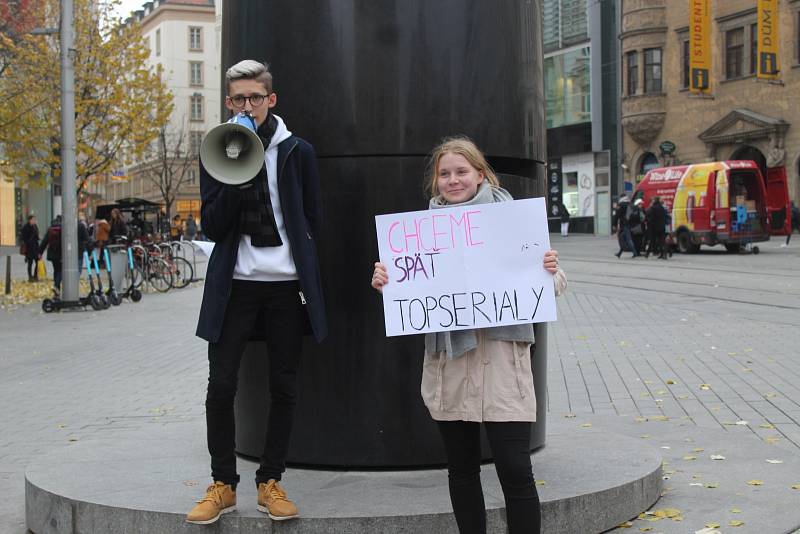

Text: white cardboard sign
xmin=375 ymin=197 xmax=556 ymax=337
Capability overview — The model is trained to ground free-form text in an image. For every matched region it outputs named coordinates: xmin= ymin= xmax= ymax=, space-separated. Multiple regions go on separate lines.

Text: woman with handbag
xmin=20 ymin=215 xmax=40 ymax=282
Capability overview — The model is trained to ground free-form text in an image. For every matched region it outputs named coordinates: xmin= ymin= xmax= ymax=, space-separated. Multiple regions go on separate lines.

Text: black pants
xmin=50 ymin=259 xmax=62 ymax=290
xmin=26 ymin=257 xmax=37 ymax=280
xmin=206 ymin=279 xmax=305 ymax=488
xmin=437 ymin=421 xmax=541 ymax=534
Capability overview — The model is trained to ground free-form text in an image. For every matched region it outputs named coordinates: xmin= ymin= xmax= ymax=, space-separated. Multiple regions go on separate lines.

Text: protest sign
xmin=375 ymin=197 xmax=556 ymax=337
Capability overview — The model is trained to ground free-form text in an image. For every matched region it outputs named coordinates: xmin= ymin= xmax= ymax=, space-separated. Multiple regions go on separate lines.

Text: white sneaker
xmin=780 ymin=243 xmax=788 ymax=248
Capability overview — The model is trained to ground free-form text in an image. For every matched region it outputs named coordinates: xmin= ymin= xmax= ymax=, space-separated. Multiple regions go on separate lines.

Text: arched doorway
xmin=730 ymin=145 xmax=767 ymax=183
xmin=637 ymin=152 xmax=659 ymax=184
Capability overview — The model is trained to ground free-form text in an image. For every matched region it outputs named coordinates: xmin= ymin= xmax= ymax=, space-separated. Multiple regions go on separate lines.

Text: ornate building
xmin=620 ymin=0 xmax=800 ymax=203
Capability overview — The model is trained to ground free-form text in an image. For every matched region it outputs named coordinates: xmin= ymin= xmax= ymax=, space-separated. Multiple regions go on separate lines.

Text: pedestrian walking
xmin=371 ymin=137 xmax=567 ymax=534
xmin=614 ymin=196 xmax=637 ymax=258
xmin=20 ymin=215 xmax=40 ymax=281
xmin=184 ymin=213 xmax=198 ymax=241
xmin=645 ymin=197 xmax=668 ymax=259
xmin=188 ymin=60 xmax=327 ymax=526
xmin=38 ymin=216 xmax=62 ymax=295
xmin=627 ymin=198 xmax=646 ymax=257
xmin=170 ymin=214 xmax=183 ymax=241
xmin=558 ymin=202 xmax=570 ymax=237
xmin=782 ymin=201 xmax=800 ymax=247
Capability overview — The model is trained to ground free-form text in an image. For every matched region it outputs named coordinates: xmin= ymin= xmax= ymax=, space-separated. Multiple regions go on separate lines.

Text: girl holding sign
xmin=371 ymin=137 xmax=566 ymax=534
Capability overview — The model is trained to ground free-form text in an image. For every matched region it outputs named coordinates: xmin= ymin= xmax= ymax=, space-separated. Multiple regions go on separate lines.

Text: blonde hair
xmin=425 ymin=136 xmax=499 ymax=198
xmin=225 ymin=59 xmax=273 ymax=94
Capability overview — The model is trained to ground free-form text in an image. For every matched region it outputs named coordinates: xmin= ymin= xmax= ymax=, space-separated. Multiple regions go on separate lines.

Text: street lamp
xmin=59 ymin=0 xmax=78 ymax=302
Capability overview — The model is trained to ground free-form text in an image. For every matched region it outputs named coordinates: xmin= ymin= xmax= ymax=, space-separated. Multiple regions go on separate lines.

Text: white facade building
xmin=110 ymin=0 xmax=219 ymax=222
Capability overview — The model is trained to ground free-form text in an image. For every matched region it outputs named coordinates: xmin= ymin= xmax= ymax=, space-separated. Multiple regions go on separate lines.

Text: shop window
xmin=562 ymin=171 xmax=579 ymax=216
xmin=644 ymin=48 xmax=662 ymax=93
xmin=626 ymin=51 xmax=638 ymax=95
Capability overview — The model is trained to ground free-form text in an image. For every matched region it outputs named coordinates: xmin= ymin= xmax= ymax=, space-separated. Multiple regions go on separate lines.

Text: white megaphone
xmin=199 ymin=112 xmax=265 ymax=185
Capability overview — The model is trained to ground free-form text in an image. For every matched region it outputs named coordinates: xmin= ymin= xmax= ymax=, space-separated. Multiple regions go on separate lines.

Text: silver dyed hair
xmin=225 ymin=60 xmax=273 ymax=93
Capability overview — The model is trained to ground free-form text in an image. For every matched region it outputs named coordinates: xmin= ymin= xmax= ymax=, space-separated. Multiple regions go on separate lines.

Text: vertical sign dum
xmin=689 ymin=0 xmax=711 ymax=94
xmin=757 ymin=0 xmax=780 ymax=80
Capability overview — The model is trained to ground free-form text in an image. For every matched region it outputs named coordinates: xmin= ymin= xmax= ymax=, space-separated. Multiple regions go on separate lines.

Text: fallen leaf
xmin=700 ymin=384 xmax=712 ymax=390
xmin=693 ymin=448 xmax=705 ymax=452
xmin=704 ymin=482 xmax=719 ymax=488
xmin=666 ymin=379 xmax=676 ymax=384
xmin=729 ymin=520 xmax=745 ymax=527
xmin=766 ymin=459 xmax=783 ymax=464
xmin=746 ymin=480 xmax=763 ymax=486
xmin=535 ymin=479 xmax=546 ymax=486
xmin=683 ymin=455 xmax=697 ymax=461
xmin=791 ymin=484 xmax=800 ymax=490
xmin=705 ymin=523 xmax=721 ymax=529
xmin=759 ymin=423 xmax=775 ymax=429
xmin=563 ymin=413 xmax=576 ymax=418
xmin=580 ymin=423 xmax=592 ymax=428
xmin=730 ymin=508 xmax=742 ymax=513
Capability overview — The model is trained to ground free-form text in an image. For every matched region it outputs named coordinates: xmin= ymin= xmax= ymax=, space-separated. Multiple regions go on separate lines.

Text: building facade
xmin=107 ymin=0 xmax=219 ymax=224
xmin=620 ymin=0 xmax=800 ymax=204
xmin=543 ymin=0 xmax=620 ymax=234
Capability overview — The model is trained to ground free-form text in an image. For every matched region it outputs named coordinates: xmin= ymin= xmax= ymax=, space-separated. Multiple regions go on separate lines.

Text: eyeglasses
xmin=229 ymin=93 xmax=269 ymax=107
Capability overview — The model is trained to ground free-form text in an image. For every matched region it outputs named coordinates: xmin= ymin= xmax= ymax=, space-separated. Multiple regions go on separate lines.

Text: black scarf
xmin=239 ymin=114 xmax=282 ymax=247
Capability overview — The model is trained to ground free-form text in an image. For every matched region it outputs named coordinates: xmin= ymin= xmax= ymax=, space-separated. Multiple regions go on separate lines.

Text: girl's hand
xmin=371 ymin=262 xmax=389 ymax=293
xmin=543 ymin=249 xmax=559 ymax=273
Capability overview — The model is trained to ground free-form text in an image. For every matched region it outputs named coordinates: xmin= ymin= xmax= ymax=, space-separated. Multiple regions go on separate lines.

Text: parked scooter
xmin=101 ymin=248 xmax=123 ymax=306
xmin=120 ymin=247 xmax=143 ymax=303
xmin=85 ymin=250 xmax=109 ymax=310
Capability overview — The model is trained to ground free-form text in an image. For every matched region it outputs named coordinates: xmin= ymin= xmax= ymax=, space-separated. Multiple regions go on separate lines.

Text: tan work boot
xmin=257 ymin=479 xmax=299 ymax=520
xmin=186 ymin=481 xmax=236 ymax=524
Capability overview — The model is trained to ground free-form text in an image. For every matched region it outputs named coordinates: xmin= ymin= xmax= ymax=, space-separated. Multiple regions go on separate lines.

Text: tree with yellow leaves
xmin=0 ymin=0 xmax=173 ymax=194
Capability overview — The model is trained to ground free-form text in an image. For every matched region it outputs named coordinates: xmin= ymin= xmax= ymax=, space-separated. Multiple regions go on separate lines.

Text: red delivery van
xmin=634 ymin=160 xmax=791 ymax=253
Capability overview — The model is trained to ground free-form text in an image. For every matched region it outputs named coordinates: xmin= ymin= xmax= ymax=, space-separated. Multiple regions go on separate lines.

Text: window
xmin=190 ymin=94 xmax=204 ymax=121
xmin=542 ymin=0 xmax=588 ymax=52
xmin=155 ymin=29 xmax=161 ymax=56
xmin=187 ymin=169 xmax=197 ymax=185
xmin=190 ymin=62 xmax=203 ymax=86
xmin=544 ymin=46 xmax=591 ymax=128
xmin=643 ymin=48 xmax=662 ymax=93
xmin=626 ymin=51 xmax=638 ymax=95
xmin=750 ymin=23 xmax=758 ymax=74
xmin=189 ymin=27 xmax=202 ymax=51
xmin=682 ymin=39 xmax=690 ymax=89
xmin=189 ymin=131 xmax=203 ymax=155
xmin=726 ymin=28 xmax=744 ymax=79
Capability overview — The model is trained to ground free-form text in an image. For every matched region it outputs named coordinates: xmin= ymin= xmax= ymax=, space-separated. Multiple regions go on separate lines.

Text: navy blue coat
xmin=195 ymin=135 xmax=328 ymax=344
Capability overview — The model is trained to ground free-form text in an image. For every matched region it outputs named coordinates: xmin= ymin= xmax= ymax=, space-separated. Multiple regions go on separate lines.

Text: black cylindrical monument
xmin=227 ymin=0 xmax=548 ymax=467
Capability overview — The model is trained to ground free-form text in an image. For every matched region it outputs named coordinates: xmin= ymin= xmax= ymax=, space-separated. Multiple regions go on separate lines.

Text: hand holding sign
xmin=374 ymin=197 xmax=557 ymax=337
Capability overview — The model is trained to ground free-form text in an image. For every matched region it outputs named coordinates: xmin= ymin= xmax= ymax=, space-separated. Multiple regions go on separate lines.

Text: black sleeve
xmin=199 ymin=159 xmax=244 ymax=242
xmin=300 ymin=142 xmax=323 ymax=237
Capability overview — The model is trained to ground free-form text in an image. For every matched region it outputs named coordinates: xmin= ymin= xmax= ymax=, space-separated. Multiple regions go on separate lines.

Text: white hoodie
xmin=233 ymin=114 xmax=298 ymax=281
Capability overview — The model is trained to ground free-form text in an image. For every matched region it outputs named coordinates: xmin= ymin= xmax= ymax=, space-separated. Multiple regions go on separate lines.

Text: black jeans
xmin=437 ymin=421 xmax=541 ymax=534
xmin=26 ymin=257 xmax=36 ymax=280
xmin=50 ymin=259 xmax=62 ymax=290
xmin=206 ymin=279 xmax=305 ymax=488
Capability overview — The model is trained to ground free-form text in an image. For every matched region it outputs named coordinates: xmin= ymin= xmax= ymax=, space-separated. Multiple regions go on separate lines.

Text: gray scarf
xmin=424 ymin=182 xmax=536 ymax=358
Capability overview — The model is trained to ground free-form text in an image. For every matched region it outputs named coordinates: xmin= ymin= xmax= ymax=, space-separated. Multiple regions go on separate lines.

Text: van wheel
xmin=677 ymin=231 xmax=697 ymax=254
xmin=752 ymin=246 xmax=760 ymax=255
xmin=725 ymin=244 xmax=741 ymax=253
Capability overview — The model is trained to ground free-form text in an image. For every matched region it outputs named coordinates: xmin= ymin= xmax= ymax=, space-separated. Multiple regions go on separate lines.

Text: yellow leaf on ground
xmin=683 ymin=455 xmax=697 ymax=461
xmin=759 ymin=423 xmax=775 ymax=429
xmin=730 ymin=508 xmax=742 ymax=513
xmin=535 ymin=480 xmax=546 ymax=486
xmin=746 ymin=480 xmax=763 ymax=486
xmin=700 ymin=384 xmax=712 ymax=390
xmin=705 ymin=483 xmax=719 ymax=488
xmin=580 ymin=423 xmax=592 ymax=428
xmin=705 ymin=523 xmax=721 ymax=529
xmin=652 ymin=508 xmax=681 ymax=518
xmin=791 ymin=484 xmax=800 ymax=490
xmin=729 ymin=520 xmax=745 ymax=526
xmin=693 ymin=448 xmax=705 ymax=452
xmin=666 ymin=379 xmax=676 ymax=384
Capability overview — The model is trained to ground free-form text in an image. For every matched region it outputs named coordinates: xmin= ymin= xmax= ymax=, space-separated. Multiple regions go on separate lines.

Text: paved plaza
xmin=1 ymin=235 xmax=800 ymax=533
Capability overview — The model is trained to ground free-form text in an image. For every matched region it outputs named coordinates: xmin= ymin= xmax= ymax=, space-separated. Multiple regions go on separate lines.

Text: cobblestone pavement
xmin=1 ymin=236 xmax=799 ymax=533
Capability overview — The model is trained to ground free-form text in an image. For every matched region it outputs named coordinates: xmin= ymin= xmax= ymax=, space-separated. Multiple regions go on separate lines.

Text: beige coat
xmin=420 ymin=269 xmax=567 ymax=423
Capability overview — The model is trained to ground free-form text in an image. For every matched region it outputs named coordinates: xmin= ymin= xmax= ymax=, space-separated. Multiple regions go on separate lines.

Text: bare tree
xmin=134 ymin=119 xmax=198 ymax=224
